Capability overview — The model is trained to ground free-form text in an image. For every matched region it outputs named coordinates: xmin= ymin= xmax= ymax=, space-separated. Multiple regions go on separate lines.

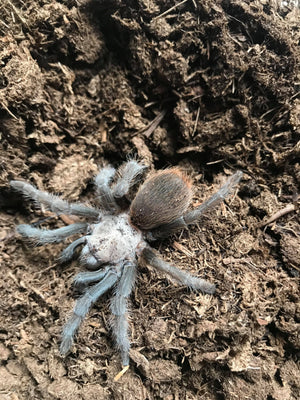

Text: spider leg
xmin=147 ymin=171 xmax=243 ymax=239
xmin=110 ymin=261 xmax=136 ymax=366
xmin=113 ymin=160 xmax=146 ymax=199
xmin=60 ymin=269 xmax=119 ymax=355
xmin=60 ymin=236 xmax=87 ymax=263
xmin=73 ymin=266 xmax=110 ymax=287
xmin=94 ymin=167 xmax=119 ymax=211
xmin=184 ymin=171 xmax=243 ymax=225
xmin=141 ymin=247 xmax=216 ymax=294
xmin=10 ymin=181 xmax=100 ymax=218
xmin=17 ymin=223 xmax=88 ymax=244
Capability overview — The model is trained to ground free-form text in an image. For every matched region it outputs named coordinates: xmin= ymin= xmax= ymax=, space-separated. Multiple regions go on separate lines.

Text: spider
xmin=10 ymin=160 xmax=242 ymax=367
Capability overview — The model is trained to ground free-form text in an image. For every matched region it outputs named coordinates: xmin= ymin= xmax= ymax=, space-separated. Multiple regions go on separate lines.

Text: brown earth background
xmin=0 ymin=0 xmax=299 ymax=399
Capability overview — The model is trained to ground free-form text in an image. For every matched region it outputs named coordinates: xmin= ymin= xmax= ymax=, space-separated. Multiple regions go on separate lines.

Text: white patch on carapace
xmin=81 ymin=213 xmax=144 ymax=269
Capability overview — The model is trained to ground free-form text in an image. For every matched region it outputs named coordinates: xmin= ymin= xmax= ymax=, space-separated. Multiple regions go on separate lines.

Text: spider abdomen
xmin=129 ymin=168 xmax=193 ymax=230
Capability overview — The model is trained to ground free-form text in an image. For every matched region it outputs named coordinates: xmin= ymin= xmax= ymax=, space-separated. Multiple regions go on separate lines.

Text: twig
xmin=59 ymin=214 xmax=78 ymax=225
xmin=8 ymin=271 xmax=48 ymax=302
xmin=192 ymin=106 xmax=200 ymax=136
xmin=172 ymin=241 xmax=194 ymax=257
xmin=3 ymin=0 xmax=28 ymax=27
xmin=113 ymin=365 xmax=129 ymax=381
xmin=152 ymin=0 xmax=189 ymax=22
xmin=258 ymin=203 xmax=296 ymax=228
xmin=0 ymin=102 xmax=18 ymax=120
xmin=134 ymin=109 xmax=167 ymax=138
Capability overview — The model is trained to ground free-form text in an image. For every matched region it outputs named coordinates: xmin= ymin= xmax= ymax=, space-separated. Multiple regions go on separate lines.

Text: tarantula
xmin=10 ymin=161 xmax=242 ymax=367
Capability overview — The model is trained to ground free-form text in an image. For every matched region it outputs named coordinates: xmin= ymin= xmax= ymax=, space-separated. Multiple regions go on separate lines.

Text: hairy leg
xmin=110 ymin=261 xmax=136 ymax=366
xmin=113 ymin=160 xmax=146 ymax=199
xmin=17 ymin=223 xmax=88 ymax=244
xmin=10 ymin=181 xmax=100 ymax=218
xmin=147 ymin=171 xmax=243 ymax=239
xmin=142 ymin=247 xmax=215 ymax=294
xmin=94 ymin=167 xmax=118 ymax=211
xmin=73 ymin=266 xmax=111 ymax=287
xmin=60 ymin=269 xmax=119 ymax=355
xmin=184 ymin=171 xmax=243 ymax=224
xmin=60 ymin=236 xmax=87 ymax=263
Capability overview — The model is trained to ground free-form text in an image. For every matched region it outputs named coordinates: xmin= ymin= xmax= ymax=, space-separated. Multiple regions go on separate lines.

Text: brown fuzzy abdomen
xmin=129 ymin=168 xmax=193 ymax=230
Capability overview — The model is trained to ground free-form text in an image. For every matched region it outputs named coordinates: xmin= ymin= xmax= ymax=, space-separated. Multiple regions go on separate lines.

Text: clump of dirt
xmin=0 ymin=0 xmax=299 ymax=399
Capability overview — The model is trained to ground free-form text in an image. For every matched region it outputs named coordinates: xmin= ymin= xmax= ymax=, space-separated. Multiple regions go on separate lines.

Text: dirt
xmin=0 ymin=0 xmax=299 ymax=399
